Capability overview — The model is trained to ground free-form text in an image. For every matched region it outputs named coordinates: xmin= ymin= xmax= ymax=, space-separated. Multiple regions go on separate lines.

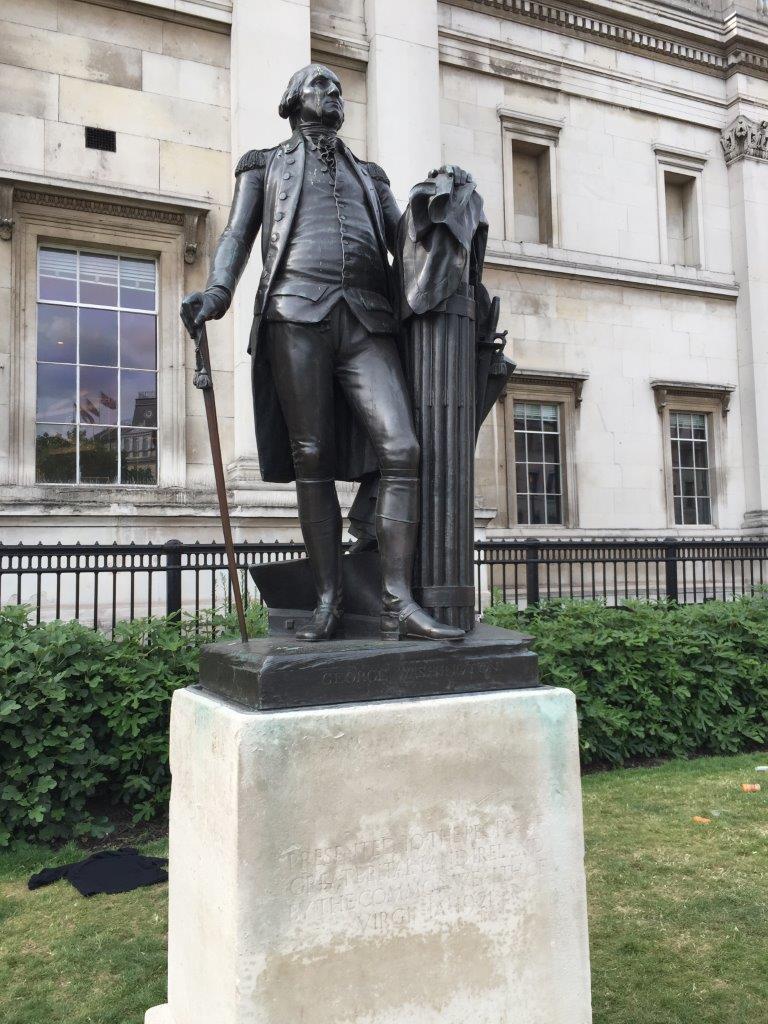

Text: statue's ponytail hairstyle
xmin=279 ymin=63 xmax=342 ymax=128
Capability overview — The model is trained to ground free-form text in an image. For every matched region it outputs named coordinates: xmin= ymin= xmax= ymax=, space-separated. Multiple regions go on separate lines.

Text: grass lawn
xmin=1 ymin=753 xmax=766 ymax=1024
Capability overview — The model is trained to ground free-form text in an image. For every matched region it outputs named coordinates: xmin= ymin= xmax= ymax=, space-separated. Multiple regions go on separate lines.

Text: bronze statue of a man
xmin=182 ymin=64 xmax=465 ymax=643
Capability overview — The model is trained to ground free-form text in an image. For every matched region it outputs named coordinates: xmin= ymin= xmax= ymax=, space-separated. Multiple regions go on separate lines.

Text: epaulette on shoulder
xmin=234 ymin=149 xmax=268 ymax=176
xmin=365 ymin=161 xmax=390 ymax=186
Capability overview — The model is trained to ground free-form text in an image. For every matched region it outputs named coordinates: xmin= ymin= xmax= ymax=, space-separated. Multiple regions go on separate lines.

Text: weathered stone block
xmin=146 ymin=684 xmax=591 ymax=1024
xmin=0 ymin=21 xmax=142 ymax=89
xmin=45 ymin=121 xmax=160 ymax=190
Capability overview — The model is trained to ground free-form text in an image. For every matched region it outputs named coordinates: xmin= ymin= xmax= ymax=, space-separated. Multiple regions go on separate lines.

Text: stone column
xmin=227 ymin=0 xmax=311 ymax=488
xmin=722 ymin=115 xmax=768 ymax=529
xmin=365 ymin=0 xmax=441 ymax=207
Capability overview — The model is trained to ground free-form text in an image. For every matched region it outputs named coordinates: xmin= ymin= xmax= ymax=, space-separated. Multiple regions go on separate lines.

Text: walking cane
xmin=191 ymin=322 xmax=249 ymax=643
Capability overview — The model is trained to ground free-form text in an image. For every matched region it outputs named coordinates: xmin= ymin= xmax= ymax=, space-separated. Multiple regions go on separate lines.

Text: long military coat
xmin=207 ymin=129 xmax=402 ymax=483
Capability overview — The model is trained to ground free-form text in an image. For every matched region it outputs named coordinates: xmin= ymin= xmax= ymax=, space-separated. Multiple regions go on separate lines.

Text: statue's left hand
xmin=428 ymin=164 xmax=474 ymax=187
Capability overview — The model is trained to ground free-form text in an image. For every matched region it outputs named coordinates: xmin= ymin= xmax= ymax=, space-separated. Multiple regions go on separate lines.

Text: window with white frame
xmin=35 ymin=247 xmax=158 ymax=485
xmin=669 ymin=411 xmax=712 ymax=526
xmin=512 ymin=401 xmax=564 ymax=526
xmin=502 ymin=373 xmax=585 ymax=530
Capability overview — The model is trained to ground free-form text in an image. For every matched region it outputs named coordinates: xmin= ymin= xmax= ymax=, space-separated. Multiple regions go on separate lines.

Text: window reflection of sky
xmin=35 ymin=247 xmax=159 ymax=485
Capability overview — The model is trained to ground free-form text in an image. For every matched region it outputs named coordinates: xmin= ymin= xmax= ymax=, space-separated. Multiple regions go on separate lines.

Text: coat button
xmin=283 ymin=173 xmax=291 ymax=180
xmin=271 ymin=233 xmax=279 ymax=242
xmin=279 ymin=191 xmax=287 ymax=200
xmin=275 ymin=213 xmax=284 ymax=221
xmin=287 ymin=158 xmax=295 ymax=165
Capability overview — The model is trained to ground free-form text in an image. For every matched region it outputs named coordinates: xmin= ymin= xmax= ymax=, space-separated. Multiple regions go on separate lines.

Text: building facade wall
xmin=1 ymin=0 xmax=768 ymax=544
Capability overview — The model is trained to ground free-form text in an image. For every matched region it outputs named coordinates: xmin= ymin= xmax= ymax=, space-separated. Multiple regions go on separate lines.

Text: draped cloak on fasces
xmin=348 ymin=174 xmax=491 ymax=536
xmin=397 ymin=171 xmax=489 ymax=319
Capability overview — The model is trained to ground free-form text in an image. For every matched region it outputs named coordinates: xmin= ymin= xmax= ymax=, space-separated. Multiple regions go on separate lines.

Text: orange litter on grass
xmin=741 ymin=783 xmax=761 ymax=793
xmin=692 ymin=816 xmax=712 ymax=824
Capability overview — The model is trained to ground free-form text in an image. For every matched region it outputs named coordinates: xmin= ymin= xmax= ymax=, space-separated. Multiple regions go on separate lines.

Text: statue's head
xmin=279 ymin=63 xmax=344 ymax=131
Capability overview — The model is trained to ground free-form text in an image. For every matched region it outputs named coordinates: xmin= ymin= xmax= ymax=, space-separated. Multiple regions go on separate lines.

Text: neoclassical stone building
xmin=1 ymin=0 xmax=767 ymax=544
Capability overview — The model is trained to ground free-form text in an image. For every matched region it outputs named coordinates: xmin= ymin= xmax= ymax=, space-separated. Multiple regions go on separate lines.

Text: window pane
xmin=121 ymin=312 xmax=156 ymax=370
xmin=674 ymin=497 xmax=682 ymax=524
xmin=693 ymin=442 xmax=709 ymax=469
xmin=546 ymin=495 xmax=562 ymax=524
xmin=80 ymin=252 xmax=118 ymax=306
xmin=546 ymin=465 xmax=561 ymax=494
xmin=121 ymin=370 xmax=157 ymax=427
xmin=544 ymin=433 xmax=559 ymax=463
xmin=530 ymin=495 xmax=545 ymax=525
xmin=524 ymin=409 xmax=542 ymax=432
xmin=120 ymin=258 xmax=156 ymax=311
xmin=528 ymin=464 xmax=545 ymax=493
xmin=37 ymin=304 xmax=76 ymax=362
xmin=80 ymin=308 xmax=118 ymax=366
xmin=527 ymin=433 xmax=543 ymax=462
xmin=514 ymin=432 xmax=526 ymax=462
xmin=682 ymin=497 xmax=697 ymax=524
xmin=696 ymin=469 xmax=710 ymax=497
xmin=80 ymin=366 xmax=118 ymax=426
xmin=517 ymin=495 xmax=529 ymax=525
xmin=671 ymin=440 xmax=680 ymax=468
xmin=80 ymin=426 xmax=118 ymax=484
xmin=37 ymin=363 xmax=76 ymax=422
xmin=515 ymin=463 xmax=527 ymax=494
xmin=697 ymin=498 xmax=712 ymax=525
xmin=679 ymin=443 xmax=694 ymax=468
xmin=680 ymin=468 xmax=695 ymax=497
xmin=122 ymin=429 xmax=158 ymax=484
xmin=39 ymin=249 xmax=77 ymax=302
xmin=36 ymin=425 xmax=76 ymax=483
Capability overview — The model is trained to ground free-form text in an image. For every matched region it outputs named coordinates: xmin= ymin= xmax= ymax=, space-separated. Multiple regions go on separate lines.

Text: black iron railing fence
xmin=1 ymin=536 xmax=768 ymax=630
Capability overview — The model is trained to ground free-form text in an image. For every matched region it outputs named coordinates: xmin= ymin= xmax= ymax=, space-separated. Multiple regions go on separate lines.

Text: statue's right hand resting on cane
xmin=180 ymin=286 xmax=231 ymax=339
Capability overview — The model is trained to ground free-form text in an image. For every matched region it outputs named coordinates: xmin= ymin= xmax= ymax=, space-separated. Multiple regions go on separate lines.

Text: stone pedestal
xmin=146 ymin=679 xmax=591 ymax=1024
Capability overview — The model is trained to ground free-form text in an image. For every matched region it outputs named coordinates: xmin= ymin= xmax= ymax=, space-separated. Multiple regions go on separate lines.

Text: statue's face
xmin=297 ymin=68 xmax=344 ymax=130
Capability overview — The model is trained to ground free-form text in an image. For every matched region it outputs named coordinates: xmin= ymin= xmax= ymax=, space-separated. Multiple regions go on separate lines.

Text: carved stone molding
xmin=506 ymin=368 xmax=589 ymax=405
xmin=721 ymin=115 xmax=768 ymax=165
xmin=651 ymin=380 xmax=735 ymax=416
xmin=15 ymin=188 xmax=186 ymax=226
xmin=2 ymin=182 xmax=209 ymax=263
xmin=449 ymin=1 xmax=768 ymax=80
xmin=0 ymin=184 xmax=13 ymax=241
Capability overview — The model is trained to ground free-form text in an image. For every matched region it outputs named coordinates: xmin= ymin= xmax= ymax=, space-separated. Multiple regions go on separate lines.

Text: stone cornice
xmin=651 ymin=380 xmax=736 ymax=416
xmin=444 ymin=0 xmax=768 ymax=80
xmin=0 ymin=172 xmax=211 ymax=263
xmin=721 ymin=114 xmax=768 ymax=163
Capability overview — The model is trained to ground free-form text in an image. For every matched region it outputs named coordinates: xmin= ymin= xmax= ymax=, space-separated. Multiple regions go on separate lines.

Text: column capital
xmin=721 ymin=115 xmax=768 ymax=166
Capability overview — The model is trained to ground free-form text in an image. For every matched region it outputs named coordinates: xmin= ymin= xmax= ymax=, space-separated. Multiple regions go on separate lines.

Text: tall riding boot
xmin=295 ymin=480 xmax=343 ymax=641
xmin=377 ymin=476 xmax=465 ymax=642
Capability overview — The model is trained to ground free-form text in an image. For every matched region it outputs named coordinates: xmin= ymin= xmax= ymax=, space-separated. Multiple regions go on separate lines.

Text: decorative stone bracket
xmin=184 ymin=211 xmax=204 ymax=265
xmin=0 ymin=183 xmax=13 ymax=240
xmin=651 ymin=380 xmax=735 ymax=416
xmin=721 ymin=116 xmax=768 ymax=165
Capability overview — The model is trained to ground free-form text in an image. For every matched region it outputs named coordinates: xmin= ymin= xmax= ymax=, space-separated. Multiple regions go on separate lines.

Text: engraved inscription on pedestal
xmin=278 ymin=816 xmax=544 ymax=940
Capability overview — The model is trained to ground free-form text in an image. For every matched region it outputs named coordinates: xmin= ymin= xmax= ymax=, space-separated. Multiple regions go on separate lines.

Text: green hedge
xmin=484 ymin=598 xmax=768 ymax=767
xmin=3 ymin=598 xmax=768 ymax=845
xmin=0 ymin=604 xmax=266 ymax=846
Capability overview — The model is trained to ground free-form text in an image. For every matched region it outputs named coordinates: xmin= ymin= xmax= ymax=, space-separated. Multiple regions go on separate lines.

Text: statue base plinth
xmin=146 ymin=677 xmax=592 ymax=1024
xmin=197 ymin=623 xmax=538 ymax=711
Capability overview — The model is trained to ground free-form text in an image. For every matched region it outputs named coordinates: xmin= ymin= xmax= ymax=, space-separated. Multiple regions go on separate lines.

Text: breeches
xmin=264 ymin=303 xmax=420 ymax=485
